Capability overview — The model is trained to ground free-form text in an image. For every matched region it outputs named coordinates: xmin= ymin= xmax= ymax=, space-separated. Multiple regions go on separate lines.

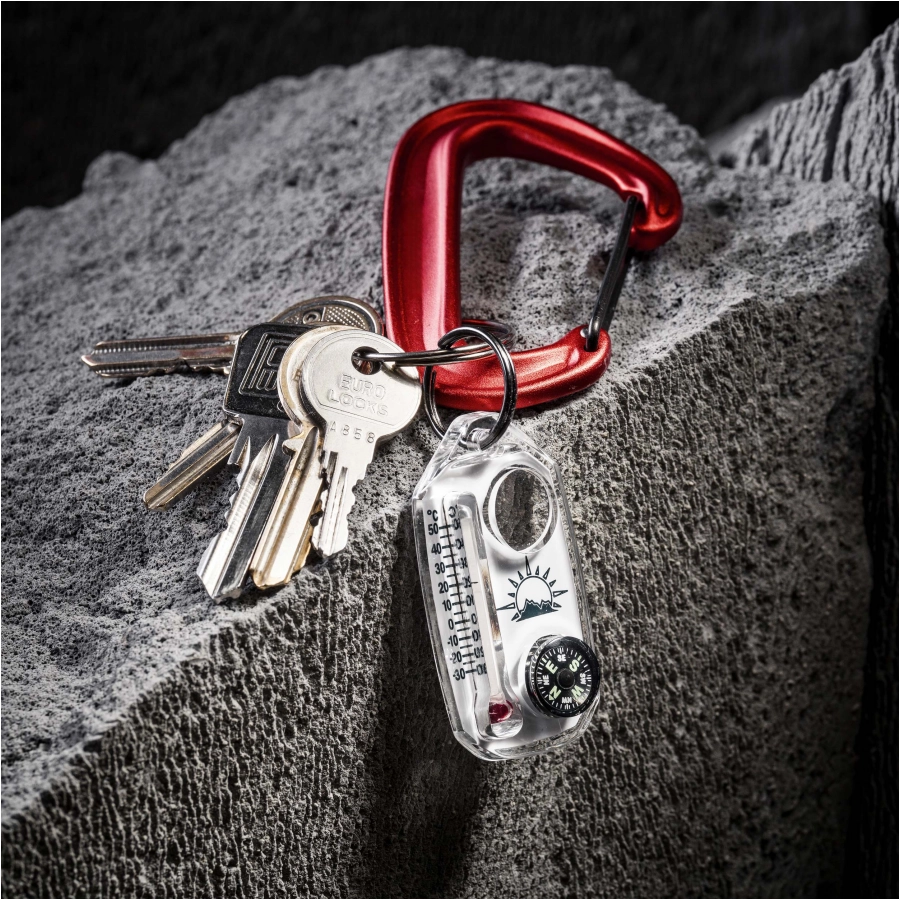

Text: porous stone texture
xmin=0 ymin=49 xmax=887 ymax=896
xmin=725 ymin=23 xmax=898 ymax=895
xmin=727 ymin=21 xmax=897 ymax=218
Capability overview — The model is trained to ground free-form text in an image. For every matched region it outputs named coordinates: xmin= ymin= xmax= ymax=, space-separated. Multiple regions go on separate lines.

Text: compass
xmin=526 ymin=635 xmax=600 ymax=718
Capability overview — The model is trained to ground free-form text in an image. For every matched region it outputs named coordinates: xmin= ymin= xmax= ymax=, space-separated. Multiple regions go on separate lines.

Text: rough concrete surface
xmin=725 ymin=21 xmax=898 ymax=896
xmin=0 ymin=48 xmax=888 ymax=897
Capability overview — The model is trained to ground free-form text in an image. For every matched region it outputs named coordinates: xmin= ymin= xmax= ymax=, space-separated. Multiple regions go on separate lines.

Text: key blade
xmin=250 ymin=425 xmax=324 ymax=589
xmin=291 ymin=518 xmax=317 ymax=575
xmin=197 ymin=417 xmax=292 ymax=601
xmin=312 ymin=454 xmax=368 ymax=557
xmin=81 ymin=333 xmax=240 ymax=378
xmin=143 ymin=420 xmax=240 ymax=511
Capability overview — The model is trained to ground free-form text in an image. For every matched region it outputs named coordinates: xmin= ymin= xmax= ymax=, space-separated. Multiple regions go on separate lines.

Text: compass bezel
xmin=526 ymin=635 xmax=600 ymax=718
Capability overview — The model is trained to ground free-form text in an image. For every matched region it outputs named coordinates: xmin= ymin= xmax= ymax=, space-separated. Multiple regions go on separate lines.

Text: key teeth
xmin=311 ymin=482 xmax=354 ymax=557
xmin=220 ymin=461 xmax=247 ymax=524
xmin=311 ymin=488 xmax=332 ymax=557
xmin=228 ymin=436 xmax=253 ymax=495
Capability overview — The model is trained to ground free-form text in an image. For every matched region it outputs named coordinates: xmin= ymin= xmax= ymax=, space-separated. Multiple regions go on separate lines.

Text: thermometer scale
xmin=424 ymin=496 xmax=523 ymax=741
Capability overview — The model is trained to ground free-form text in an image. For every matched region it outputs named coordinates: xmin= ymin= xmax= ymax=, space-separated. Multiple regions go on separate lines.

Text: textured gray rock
xmin=0 ymin=48 xmax=887 ymax=896
xmin=725 ymin=22 xmax=898 ymax=896
xmin=728 ymin=21 xmax=897 ymax=221
xmin=5 ymin=2 xmax=887 ymax=217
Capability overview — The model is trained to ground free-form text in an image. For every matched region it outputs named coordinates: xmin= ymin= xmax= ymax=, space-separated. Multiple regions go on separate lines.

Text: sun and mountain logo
xmin=497 ymin=557 xmax=567 ymax=621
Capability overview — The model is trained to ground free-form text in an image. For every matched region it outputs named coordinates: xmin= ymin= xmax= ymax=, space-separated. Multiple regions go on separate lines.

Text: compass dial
xmin=526 ymin=636 xmax=599 ymax=718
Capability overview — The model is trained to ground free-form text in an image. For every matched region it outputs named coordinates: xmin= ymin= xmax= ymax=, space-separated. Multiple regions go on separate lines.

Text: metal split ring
xmin=422 ymin=325 xmax=518 ymax=449
xmin=353 ymin=319 xmax=513 ymax=367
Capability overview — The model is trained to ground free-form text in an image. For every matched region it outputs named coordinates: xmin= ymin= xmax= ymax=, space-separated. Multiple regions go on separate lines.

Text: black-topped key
xmin=196 ymin=323 xmax=310 ymax=600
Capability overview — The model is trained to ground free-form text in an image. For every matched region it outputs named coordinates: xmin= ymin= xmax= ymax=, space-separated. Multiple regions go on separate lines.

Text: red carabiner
xmin=382 ymin=100 xmax=682 ymax=410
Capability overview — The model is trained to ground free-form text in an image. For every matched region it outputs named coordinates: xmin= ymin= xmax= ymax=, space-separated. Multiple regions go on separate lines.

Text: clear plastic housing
xmin=412 ymin=413 xmax=600 ymax=761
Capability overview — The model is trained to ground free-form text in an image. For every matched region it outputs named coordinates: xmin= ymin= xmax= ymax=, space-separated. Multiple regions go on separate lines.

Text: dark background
xmin=1 ymin=1 xmax=895 ymax=219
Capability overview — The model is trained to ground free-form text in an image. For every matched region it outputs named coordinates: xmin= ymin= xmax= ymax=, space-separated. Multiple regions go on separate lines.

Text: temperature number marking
xmin=426 ymin=505 xmax=483 ymax=681
xmin=453 ymin=664 xmax=487 ymax=681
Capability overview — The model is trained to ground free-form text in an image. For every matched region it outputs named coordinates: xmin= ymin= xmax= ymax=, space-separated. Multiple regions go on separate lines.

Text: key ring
xmin=354 ymin=318 xmax=513 ymax=367
xmin=422 ymin=325 xmax=517 ymax=449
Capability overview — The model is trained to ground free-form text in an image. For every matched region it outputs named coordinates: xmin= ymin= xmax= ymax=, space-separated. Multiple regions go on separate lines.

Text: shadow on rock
xmin=351 ymin=505 xmax=490 ymax=897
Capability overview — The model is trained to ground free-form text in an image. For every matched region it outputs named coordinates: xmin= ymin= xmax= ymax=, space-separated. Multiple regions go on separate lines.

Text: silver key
xmin=143 ymin=420 xmax=240 ymax=511
xmin=81 ymin=295 xmax=383 ymax=378
xmin=140 ymin=299 xmax=383 ymax=511
xmin=197 ymin=323 xmax=309 ymax=600
xmin=299 ymin=330 xmax=422 ymax=557
xmin=248 ymin=326 xmax=351 ymax=589
xmin=83 ymin=332 xmax=239 ymax=378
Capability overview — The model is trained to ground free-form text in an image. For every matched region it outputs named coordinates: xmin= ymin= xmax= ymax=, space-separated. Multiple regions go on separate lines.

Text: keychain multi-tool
xmin=82 ymin=99 xmax=681 ymax=760
xmin=409 ymin=326 xmax=603 ymax=759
